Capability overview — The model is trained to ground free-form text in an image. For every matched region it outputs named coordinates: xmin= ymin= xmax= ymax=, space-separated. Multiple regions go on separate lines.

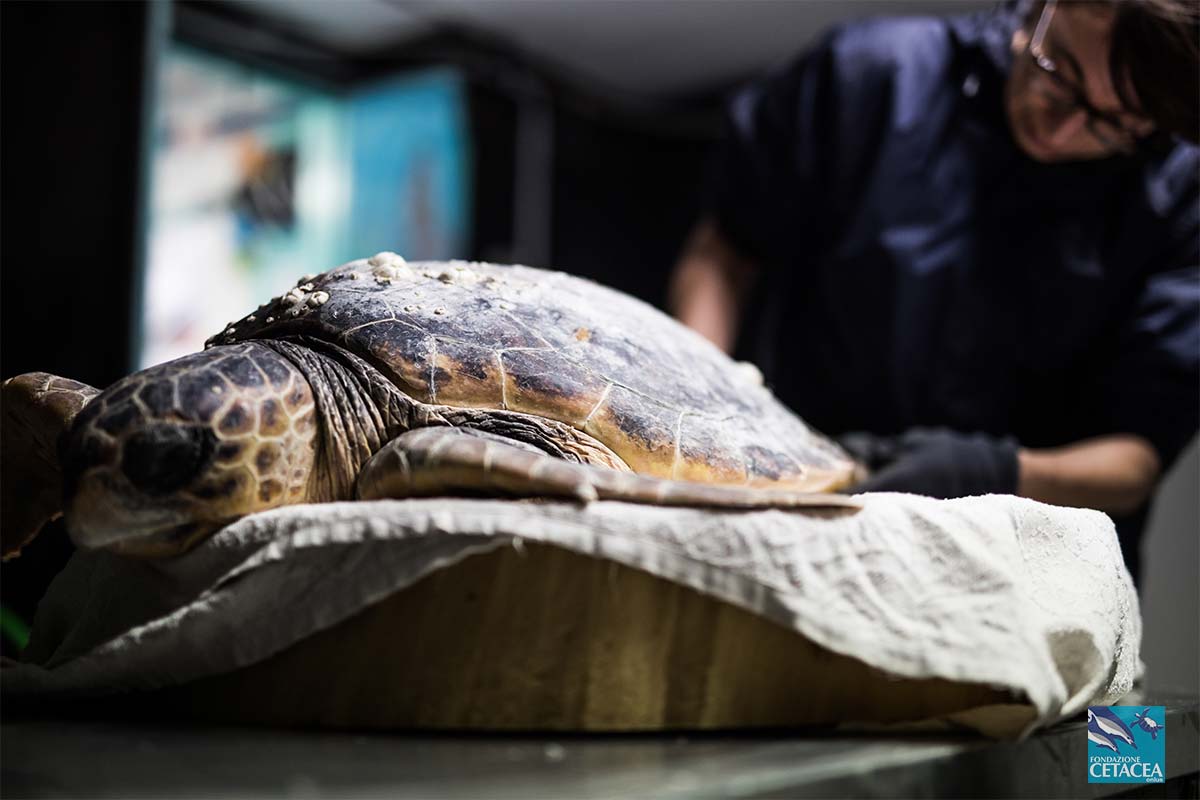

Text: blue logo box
xmin=1087 ymin=706 xmax=1166 ymax=784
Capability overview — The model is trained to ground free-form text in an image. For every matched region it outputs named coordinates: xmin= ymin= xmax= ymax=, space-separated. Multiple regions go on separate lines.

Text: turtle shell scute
xmin=199 ymin=258 xmax=857 ymax=489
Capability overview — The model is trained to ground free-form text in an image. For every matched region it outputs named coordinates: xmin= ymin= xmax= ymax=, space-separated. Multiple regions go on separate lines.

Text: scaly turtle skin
xmin=2 ymin=254 xmax=860 ymax=558
xmin=1 ymin=375 xmax=99 ymax=560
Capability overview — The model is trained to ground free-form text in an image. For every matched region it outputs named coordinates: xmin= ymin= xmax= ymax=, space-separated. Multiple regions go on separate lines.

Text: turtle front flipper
xmin=2 ymin=373 xmax=101 ymax=560
xmin=357 ymin=427 xmax=861 ymax=511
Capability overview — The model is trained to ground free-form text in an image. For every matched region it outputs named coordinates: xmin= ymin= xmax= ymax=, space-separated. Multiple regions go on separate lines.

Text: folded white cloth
xmin=2 ymin=493 xmax=1140 ymax=737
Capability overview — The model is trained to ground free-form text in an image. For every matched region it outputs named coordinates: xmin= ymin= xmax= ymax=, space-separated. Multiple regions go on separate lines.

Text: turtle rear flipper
xmin=357 ymin=427 xmax=861 ymax=511
xmin=2 ymin=373 xmax=100 ymax=560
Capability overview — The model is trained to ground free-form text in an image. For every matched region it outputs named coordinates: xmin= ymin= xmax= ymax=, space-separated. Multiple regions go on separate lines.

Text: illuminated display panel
xmin=141 ymin=47 xmax=470 ymax=368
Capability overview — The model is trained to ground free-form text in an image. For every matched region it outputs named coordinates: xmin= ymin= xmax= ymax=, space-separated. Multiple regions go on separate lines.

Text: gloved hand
xmin=837 ymin=427 xmax=1020 ymax=499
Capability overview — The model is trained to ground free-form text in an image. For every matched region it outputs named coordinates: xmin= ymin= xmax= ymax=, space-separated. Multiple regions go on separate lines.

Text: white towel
xmin=2 ymin=493 xmax=1141 ymax=738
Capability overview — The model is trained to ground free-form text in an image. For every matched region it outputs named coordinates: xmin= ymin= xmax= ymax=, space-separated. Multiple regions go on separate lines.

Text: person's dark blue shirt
xmin=708 ymin=7 xmax=1199 ymax=578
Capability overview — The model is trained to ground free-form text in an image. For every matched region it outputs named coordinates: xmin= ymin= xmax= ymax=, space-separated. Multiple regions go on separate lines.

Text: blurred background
xmin=1 ymin=0 xmax=1195 ymax=692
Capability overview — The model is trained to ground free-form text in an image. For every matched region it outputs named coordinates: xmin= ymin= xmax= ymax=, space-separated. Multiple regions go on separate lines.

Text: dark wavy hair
xmin=1110 ymin=0 xmax=1200 ymax=142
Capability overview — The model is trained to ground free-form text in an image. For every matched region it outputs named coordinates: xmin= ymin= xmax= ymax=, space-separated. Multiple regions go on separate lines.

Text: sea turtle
xmin=1132 ymin=708 xmax=1163 ymax=739
xmin=2 ymin=253 xmax=861 ymax=559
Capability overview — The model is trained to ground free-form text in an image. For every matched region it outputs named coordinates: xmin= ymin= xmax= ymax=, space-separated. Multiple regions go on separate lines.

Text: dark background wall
xmin=2 ymin=1 xmax=156 ymax=389
xmin=2 ymin=1 xmax=163 ymax=639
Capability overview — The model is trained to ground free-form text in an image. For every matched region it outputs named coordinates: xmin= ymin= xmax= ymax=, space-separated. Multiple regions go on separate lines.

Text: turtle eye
xmin=121 ymin=425 xmax=216 ymax=496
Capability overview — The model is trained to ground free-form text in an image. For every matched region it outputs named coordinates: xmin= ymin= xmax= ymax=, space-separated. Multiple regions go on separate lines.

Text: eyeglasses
xmin=1026 ymin=0 xmax=1153 ymax=154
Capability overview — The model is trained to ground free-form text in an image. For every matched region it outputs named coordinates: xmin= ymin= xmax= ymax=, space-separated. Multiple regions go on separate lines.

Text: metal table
xmin=2 ymin=693 xmax=1195 ymax=798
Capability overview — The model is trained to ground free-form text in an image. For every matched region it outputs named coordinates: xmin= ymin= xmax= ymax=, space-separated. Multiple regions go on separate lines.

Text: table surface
xmin=2 ymin=691 xmax=1195 ymax=798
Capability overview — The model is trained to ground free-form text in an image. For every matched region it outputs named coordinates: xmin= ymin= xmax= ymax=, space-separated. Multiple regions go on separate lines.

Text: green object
xmin=1 ymin=604 xmax=31 ymax=651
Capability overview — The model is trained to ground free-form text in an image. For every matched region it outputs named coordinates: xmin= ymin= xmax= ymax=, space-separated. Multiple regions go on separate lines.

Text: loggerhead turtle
xmin=2 ymin=254 xmax=861 ymax=559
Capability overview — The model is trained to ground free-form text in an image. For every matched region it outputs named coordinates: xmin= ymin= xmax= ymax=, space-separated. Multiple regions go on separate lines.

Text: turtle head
xmin=61 ymin=344 xmax=319 ymax=557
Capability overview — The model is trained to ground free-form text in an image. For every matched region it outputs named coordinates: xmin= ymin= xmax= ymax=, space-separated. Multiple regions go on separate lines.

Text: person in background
xmin=669 ymin=0 xmax=1199 ymax=580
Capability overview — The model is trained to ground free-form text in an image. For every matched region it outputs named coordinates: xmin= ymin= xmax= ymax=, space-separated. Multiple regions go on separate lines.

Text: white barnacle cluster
xmin=276 ymin=276 xmax=331 ymax=318
xmin=205 ymin=273 xmax=334 ymax=346
xmin=423 ymin=262 xmax=484 ymax=288
xmin=206 ymin=320 xmax=240 ymax=348
xmin=278 ymin=286 xmax=309 ymax=318
xmin=368 ymin=251 xmax=411 ymax=285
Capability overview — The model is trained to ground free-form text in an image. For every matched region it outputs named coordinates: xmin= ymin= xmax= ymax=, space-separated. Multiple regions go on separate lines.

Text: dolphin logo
xmin=1088 ymin=728 xmax=1120 ymax=752
xmin=1090 ymin=707 xmax=1137 ymax=749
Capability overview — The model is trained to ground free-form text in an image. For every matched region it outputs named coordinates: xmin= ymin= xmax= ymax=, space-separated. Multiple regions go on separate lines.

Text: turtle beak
xmin=64 ymin=476 xmax=196 ymax=551
xmin=61 ymin=418 xmax=218 ymax=552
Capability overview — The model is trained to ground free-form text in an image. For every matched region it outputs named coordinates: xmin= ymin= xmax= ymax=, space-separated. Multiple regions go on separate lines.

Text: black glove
xmin=838 ymin=428 xmax=1019 ymax=499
